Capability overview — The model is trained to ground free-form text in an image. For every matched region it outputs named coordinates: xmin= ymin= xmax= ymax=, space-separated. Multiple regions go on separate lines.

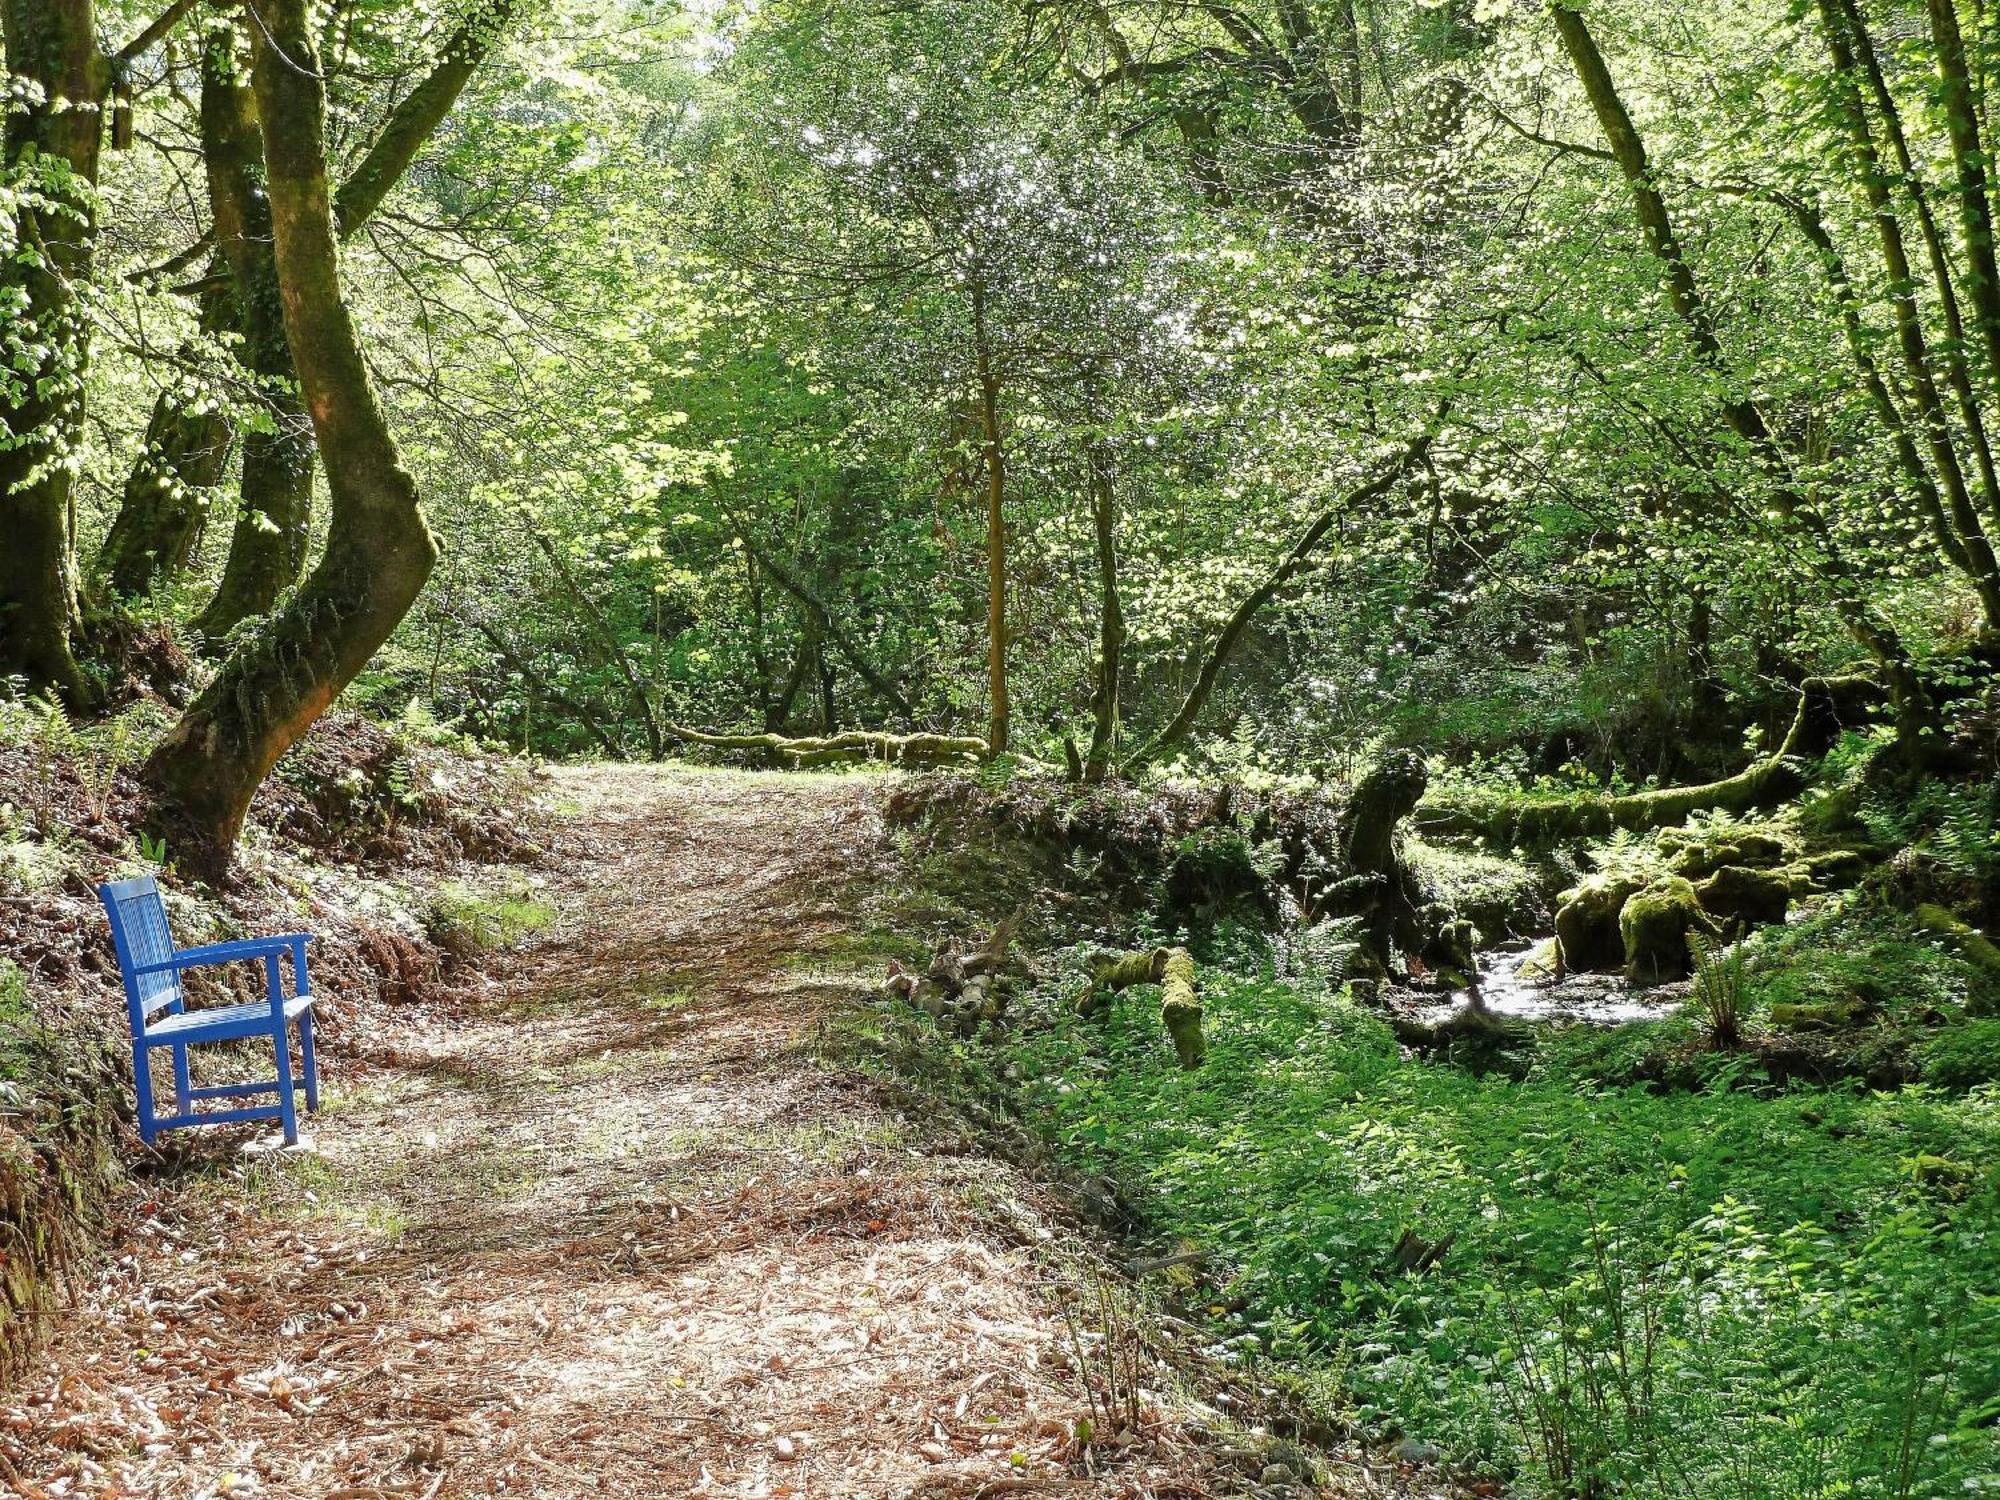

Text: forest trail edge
xmin=11 ymin=767 xmax=1434 ymax=1500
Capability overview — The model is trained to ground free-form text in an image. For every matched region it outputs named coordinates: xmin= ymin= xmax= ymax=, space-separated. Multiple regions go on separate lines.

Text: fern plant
xmin=1688 ymin=930 xmax=1745 ymax=1048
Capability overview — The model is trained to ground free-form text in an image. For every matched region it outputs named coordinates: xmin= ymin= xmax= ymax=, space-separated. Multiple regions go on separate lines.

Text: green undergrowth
xmin=861 ymin=944 xmax=2000 ymax=1496
xmin=424 ymin=875 xmax=554 ymax=955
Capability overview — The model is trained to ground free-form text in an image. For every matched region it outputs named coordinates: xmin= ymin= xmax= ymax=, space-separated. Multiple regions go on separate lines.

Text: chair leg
xmin=172 ymin=1043 xmax=192 ymax=1114
xmin=298 ymin=1010 xmax=320 ymax=1113
xmin=268 ymin=957 xmax=299 ymax=1146
xmin=132 ymin=1042 xmax=158 ymax=1145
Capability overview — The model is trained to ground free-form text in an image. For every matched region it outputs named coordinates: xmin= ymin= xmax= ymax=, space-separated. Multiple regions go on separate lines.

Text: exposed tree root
xmin=1082 ymin=946 xmax=1206 ymax=1069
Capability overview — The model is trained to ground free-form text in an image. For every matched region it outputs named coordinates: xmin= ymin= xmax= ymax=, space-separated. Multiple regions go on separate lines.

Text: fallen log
xmin=1082 ymin=946 xmax=1206 ymax=1069
xmin=883 ymin=912 xmax=1030 ymax=1034
xmin=1413 ymin=676 xmax=1880 ymax=844
xmin=666 ymin=725 xmax=989 ymax=768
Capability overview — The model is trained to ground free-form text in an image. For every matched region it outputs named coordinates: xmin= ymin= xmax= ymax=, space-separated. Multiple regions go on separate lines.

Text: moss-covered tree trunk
xmin=1810 ymin=0 xmax=2000 ymax=630
xmin=96 ymin=2 xmax=517 ymax=639
xmin=143 ymin=1 xmax=440 ymax=878
xmin=1342 ymin=749 xmax=1430 ymax=972
xmin=0 ymin=0 xmax=109 ymax=706
xmin=189 ymin=28 xmax=313 ymax=640
xmin=1085 ymin=946 xmax=1205 ymax=1069
xmin=96 ymin=282 xmax=237 ymax=600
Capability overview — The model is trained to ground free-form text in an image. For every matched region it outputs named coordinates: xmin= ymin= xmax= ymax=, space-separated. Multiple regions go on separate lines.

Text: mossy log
xmin=1083 ymin=945 xmax=1206 ymax=1069
xmin=1414 ymin=678 xmax=1876 ymax=844
xmin=1916 ymin=904 xmax=2000 ymax=1016
xmin=666 ymin=725 xmax=989 ymax=768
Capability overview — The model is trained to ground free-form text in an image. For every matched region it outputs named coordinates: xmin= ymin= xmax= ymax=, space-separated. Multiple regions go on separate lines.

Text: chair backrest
xmin=99 ymin=876 xmax=182 ymax=1031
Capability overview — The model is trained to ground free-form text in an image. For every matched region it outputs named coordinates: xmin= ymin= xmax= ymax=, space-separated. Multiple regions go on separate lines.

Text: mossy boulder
xmin=1620 ymin=876 xmax=1721 ymax=985
xmin=1793 ymin=847 xmax=1872 ymax=891
xmin=1661 ymin=827 xmax=1790 ymax=879
xmin=1695 ymin=865 xmax=1791 ymax=928
xmin=1770 ymin=998 xmax=1875 ymax=1032
xmin=1555 ymin=872 xmax=1646 ymax=972
xmin=1517 ymin=937 xmax=1561 ymax=983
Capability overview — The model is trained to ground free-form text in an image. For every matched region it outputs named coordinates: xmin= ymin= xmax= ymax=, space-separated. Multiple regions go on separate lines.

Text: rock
xmin=1516 ymin=936 xmax=1561 ymax=982
xmin=1389 ymin=1437 xmax=1442 ymax=1465
xmin=1554 ymin=871 xmax=1645 ymax=972
xmin=1619 ymin=876 xmax=1721 ymax=985
xmin=1666 ymin=838 xmax=1742 ymax=879
xmin=1263 ymin=1439 xmax=1314 ymax=1480
xmin=1770 ymin=998 xmax=1874 ymax=1031
xmin=1259 ymin=1463 xmax=1296 ymax=1484
xmin=1695 ymin=865 xmax=1791 ymax=927
xmin=1795 ymin=847 xmax=1870 ymax=890
xmin=1663 ymin=827 xmax=1789 ymax=878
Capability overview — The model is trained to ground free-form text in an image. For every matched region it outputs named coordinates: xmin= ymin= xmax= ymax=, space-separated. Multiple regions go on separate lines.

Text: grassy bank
xmin=856 ymin=936 xmax=2000 ymax=1496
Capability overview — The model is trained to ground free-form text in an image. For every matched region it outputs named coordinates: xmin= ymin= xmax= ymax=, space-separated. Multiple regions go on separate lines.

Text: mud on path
xmin=10 ymin=767 xmax=1377 ymax=1500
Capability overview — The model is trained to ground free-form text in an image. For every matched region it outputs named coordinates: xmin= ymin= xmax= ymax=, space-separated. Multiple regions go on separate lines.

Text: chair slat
xmin=117 ymin=888 xmax=182 ymax=1019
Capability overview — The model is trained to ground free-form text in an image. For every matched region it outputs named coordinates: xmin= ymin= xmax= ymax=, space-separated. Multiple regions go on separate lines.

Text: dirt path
xmin=10 ymin=768 xmax=1347 ymax=1500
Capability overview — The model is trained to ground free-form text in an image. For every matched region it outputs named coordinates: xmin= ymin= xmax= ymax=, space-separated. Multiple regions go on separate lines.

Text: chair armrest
xmin=137 ymin=933 xmax=312 ymax=975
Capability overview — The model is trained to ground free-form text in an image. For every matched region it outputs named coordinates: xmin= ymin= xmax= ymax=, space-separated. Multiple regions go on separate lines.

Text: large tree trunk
xmin=189 ymin=29 xmax=315 ymax=640
xmin=98 ymin=2 xmax=516 ymax=632
xmin=0 ymin=0 xmax=109 ymax=706
xmin=1549 ymin=3 xmax=1936 ymax=735
xmin=143 ymin=2 xmax=440 ymax=879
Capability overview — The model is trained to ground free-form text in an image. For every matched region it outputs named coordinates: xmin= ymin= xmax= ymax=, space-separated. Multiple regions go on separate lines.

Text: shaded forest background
xmin=12 ymin=0 xmax=1999 ymax=811
xmin=6 ymin=2 xmax=2000 ymax=1495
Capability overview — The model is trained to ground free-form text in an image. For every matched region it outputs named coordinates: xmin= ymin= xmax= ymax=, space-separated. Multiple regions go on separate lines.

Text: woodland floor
xmin=8 ymin=768 xmax=1441 ymax=1500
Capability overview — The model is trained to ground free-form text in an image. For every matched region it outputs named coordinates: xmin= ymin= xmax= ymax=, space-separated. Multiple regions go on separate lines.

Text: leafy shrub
xmin=1919 ymin=1020 xmax=2000 ymax=1089
xmin=1689 ymin=930 xmax=1745 ymax=1047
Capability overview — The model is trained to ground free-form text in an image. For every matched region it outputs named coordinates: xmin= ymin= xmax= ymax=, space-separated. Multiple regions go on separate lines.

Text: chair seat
xmin=144 ymin=996 xmax=314 ymax=1046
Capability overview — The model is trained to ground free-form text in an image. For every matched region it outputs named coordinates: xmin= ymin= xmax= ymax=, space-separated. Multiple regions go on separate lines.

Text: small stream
xmin=1415 ymin=940 xmax=1687 ymax=1027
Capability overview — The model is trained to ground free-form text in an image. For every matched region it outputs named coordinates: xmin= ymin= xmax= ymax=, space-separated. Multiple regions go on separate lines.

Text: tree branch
xmin=333 ymin=0 xmax=521 ymax=237
xmin=114 ymin=0 xmax=202 ymax=67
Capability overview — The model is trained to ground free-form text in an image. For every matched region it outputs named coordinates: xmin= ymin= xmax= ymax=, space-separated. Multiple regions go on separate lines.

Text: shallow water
xmin=1417 ymin=941 xmax=1686 ymax=1027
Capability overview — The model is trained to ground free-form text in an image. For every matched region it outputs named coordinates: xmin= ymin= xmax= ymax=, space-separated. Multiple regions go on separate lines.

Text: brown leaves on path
xmin=8 ymin=768 xmax=1431 ymax=1500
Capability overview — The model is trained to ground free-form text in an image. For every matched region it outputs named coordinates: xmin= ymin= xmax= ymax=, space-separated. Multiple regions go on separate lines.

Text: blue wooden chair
xmin=98 ymin=876 xmax=320 ymax=1147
